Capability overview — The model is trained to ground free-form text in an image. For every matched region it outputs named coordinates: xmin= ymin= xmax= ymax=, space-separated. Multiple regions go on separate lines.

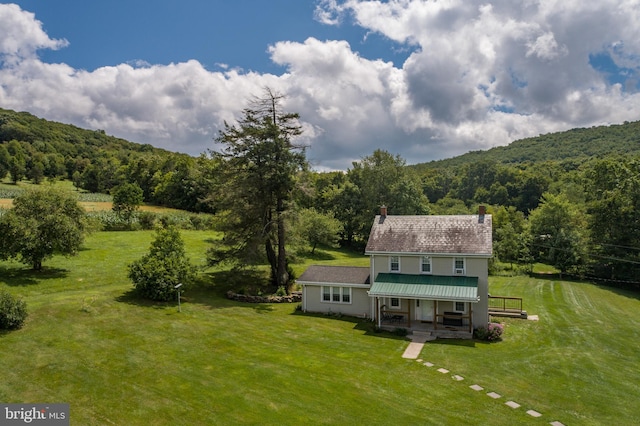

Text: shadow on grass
xmin=291 ymin=310 xmax=408 ymax=341
xmin=201 ymin=269 xmax=271 ymax=296
xmin=114 ymin=276 xmax=280 ymax=313
xmin=0 ymin=265 xmax=69 ymax=286
xmin=529 ymin=272 xmax=640 ymax=301
xmin=185 ymin=286 xmax=281 ymax=313
xmin=115 ymin=289 xmax=174 ymax=309
xmin=301 ymin=250 xmax=336 ymax=261
xmin=427 ymin=338 xmax=477 ymax=348
xmin=596 ymin=283 xmax=640 ymax=301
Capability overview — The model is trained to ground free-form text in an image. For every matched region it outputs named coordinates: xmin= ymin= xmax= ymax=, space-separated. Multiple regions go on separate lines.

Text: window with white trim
xmin=454 ymin=301 xmax=466 ymax=313
xmin=332 ymin=286 xmax=341 ymax=302
xmin=421 ymin=256 xmax=432 ymax=274
xmin=390 ymin=297 xmax=400 ymax=309
xmin=321 ymin=286 xmax=352 ymax=304
xmin=454 ymin=257 xmax=465 ymax=275
xmin=322 ymin=286 xmax=331 ymax=302
xmin=390 ymin=256 xmax=400 ymax=272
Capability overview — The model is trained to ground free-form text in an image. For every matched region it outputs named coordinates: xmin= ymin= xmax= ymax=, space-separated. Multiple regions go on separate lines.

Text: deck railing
xmin=488 ymin=295 xmax=523 ymax=313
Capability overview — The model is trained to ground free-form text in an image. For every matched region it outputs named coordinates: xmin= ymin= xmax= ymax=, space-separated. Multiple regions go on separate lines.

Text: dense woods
xmin=1 ymin=107 xmax=639 ymax=287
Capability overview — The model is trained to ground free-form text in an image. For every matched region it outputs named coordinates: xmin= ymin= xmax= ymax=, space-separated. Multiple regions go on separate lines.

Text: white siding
xmin=370 ymin=254 xmax=489 ymax=327
xmin=302 ymin=285 xmax=371 ymax=318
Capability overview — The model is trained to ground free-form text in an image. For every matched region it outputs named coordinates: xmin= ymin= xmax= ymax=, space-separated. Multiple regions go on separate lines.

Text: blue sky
xmin=2 ymin=1 xmax=640 ymax=170
xmin=14 ymin=1 xmax=413 ymax=73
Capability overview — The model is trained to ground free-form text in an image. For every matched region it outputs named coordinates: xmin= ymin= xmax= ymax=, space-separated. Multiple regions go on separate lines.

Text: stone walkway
xmin=401 ymin=333 xmax=432 ymax=358
xmin=404 ymin=333 xmax=566 ymax=426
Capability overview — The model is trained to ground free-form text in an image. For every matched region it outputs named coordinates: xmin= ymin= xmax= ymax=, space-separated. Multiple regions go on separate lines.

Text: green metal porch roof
xmin=369 ymin=273 xmax=479 ymax=302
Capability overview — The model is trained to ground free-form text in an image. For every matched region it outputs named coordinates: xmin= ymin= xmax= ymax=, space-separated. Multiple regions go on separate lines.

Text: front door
xmin=416 ymin=299 xmax=433 ymax=322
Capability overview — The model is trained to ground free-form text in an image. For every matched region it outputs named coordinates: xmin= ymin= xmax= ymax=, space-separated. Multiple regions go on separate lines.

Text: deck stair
xmin=410 ymin=330 xmax=437 ymax=342
xmin=432 ymin=329 xmax=473 ymax=339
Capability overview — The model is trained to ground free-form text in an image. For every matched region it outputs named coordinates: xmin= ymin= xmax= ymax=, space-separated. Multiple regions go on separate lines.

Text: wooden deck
xmin=488 ymin=295 xmax=527 ymax=318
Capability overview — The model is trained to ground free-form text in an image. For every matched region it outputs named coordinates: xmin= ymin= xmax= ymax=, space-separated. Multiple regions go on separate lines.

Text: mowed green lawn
xmin=1 ymin=231 xmax=639 ymax=425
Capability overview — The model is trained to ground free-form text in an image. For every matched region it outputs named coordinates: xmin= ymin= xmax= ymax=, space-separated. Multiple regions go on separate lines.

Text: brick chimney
xmin=380 ymin=205 xmax=387 ymax=217
xmin=478 ymin=205 xmax=486 ymax=223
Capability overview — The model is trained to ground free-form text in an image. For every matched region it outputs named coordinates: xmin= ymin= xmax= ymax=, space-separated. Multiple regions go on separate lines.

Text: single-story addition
xmin=297 ymin=206 xmax=492 ymax=337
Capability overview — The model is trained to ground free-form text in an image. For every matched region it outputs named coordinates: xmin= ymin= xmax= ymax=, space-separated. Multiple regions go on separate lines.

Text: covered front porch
xmin=369 ymin=273 xmax=480 ymax=339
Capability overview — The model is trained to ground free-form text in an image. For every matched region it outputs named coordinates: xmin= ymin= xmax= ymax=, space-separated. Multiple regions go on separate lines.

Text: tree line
xmin=1 ymin=101 xmax=640 ymax=289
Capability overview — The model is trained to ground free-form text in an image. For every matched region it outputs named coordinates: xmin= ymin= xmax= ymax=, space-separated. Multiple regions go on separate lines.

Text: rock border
xmin=226 ymin=290 xmax=302 ymax=304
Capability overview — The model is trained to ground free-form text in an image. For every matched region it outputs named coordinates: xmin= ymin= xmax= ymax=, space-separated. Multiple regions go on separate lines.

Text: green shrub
xmin=189 ymin=214 xmax=214 ymax=230
xmin=128 ymin=226 xmax=195 ymax=301
xmin=138 ymin=212 xmax=156 ymax=230
xmin=275 ymin=286 xmax=287 ymax=297
xmin=474 ymin=322 xmax=504 ymax=341
xmin=0 ymin=290 xmax=27 ymax=330
xmin=392 ymin=327 xmax=408 ymax=336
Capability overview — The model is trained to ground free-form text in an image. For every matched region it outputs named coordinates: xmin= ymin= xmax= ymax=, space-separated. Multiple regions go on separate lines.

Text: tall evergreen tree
xmin=208 ymin=88 xmax=307 ymax=291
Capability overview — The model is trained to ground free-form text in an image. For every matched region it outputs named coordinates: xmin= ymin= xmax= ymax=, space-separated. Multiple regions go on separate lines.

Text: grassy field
xmin=1 ymin=231 xmax=639 ymax=425
xmin=0 ymin=179 xmax=186 ymax=213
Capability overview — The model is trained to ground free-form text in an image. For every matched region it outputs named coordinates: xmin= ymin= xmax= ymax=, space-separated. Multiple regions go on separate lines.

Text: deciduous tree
xmin=296 ymin=208 xmax=342 ymax=253
xmin=0 ymin=188 xmax=86 ymax=270
xmin=112 ymin=182 xmax=144 ymax=225
xmin=528 ymin=193 xmax=586 ymax=274
xmin=338 ymin=149 xmax=429 ymax=244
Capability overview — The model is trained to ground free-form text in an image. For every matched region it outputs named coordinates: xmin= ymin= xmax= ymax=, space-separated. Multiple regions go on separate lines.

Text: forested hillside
xmin=412 ymin=120 xmax=640 ymax=170
xmin=0 ymin=108 xmax=165 ymax=157
xmin=0 ymin=108 xmax=215 ymax=212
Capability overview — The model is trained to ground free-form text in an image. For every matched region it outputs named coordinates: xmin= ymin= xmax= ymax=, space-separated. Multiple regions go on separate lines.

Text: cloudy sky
xmin=1 ymin=1 xmax=640 ymax=170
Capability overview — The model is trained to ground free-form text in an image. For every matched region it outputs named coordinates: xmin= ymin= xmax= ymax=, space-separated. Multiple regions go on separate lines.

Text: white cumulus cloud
xmin=2 ymin=2 xmax=640 ymax=170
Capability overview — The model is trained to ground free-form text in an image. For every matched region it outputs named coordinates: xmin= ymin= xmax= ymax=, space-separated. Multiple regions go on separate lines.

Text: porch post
xmin=376 ymin=297 xmax=381 ymax=328
xmin=434 ymin=300 xmax=438 ymax=330
xmin=469 ymin=303 xmax=473 ymax=333
xmin=408 ymin=299 xmax=411 ymax=328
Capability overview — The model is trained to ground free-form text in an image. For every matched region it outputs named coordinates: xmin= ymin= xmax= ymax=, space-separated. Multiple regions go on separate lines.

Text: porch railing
xmin=380 ymin=309 xmax=410 ymax=325
xmin=488 ymin=295 xmax=523 ymax=313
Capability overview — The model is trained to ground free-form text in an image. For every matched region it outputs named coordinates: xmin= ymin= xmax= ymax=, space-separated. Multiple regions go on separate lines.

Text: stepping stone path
xmin=404 ymin=339 xmax=566 ymax=426
xmin=527 ymin=410 xmax=542 ymax=418
xmin=402 ymin=341 xmax=426 ymax=359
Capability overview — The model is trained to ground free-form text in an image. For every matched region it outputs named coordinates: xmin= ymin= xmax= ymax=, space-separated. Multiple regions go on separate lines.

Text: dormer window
xmin=421 ymin=256 xmax=432 ymax=274
xmin=390 ymin=256 xmax=400 ymax=272
xmin=454 ymin=257 xmax=465 ymax=275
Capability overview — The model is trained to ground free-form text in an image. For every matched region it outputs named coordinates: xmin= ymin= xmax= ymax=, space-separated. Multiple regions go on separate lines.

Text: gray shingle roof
xmin=364 ymin=214 xmax=492 ymax=256
xmin=297 ymin=265 xmax=370 ymax=285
